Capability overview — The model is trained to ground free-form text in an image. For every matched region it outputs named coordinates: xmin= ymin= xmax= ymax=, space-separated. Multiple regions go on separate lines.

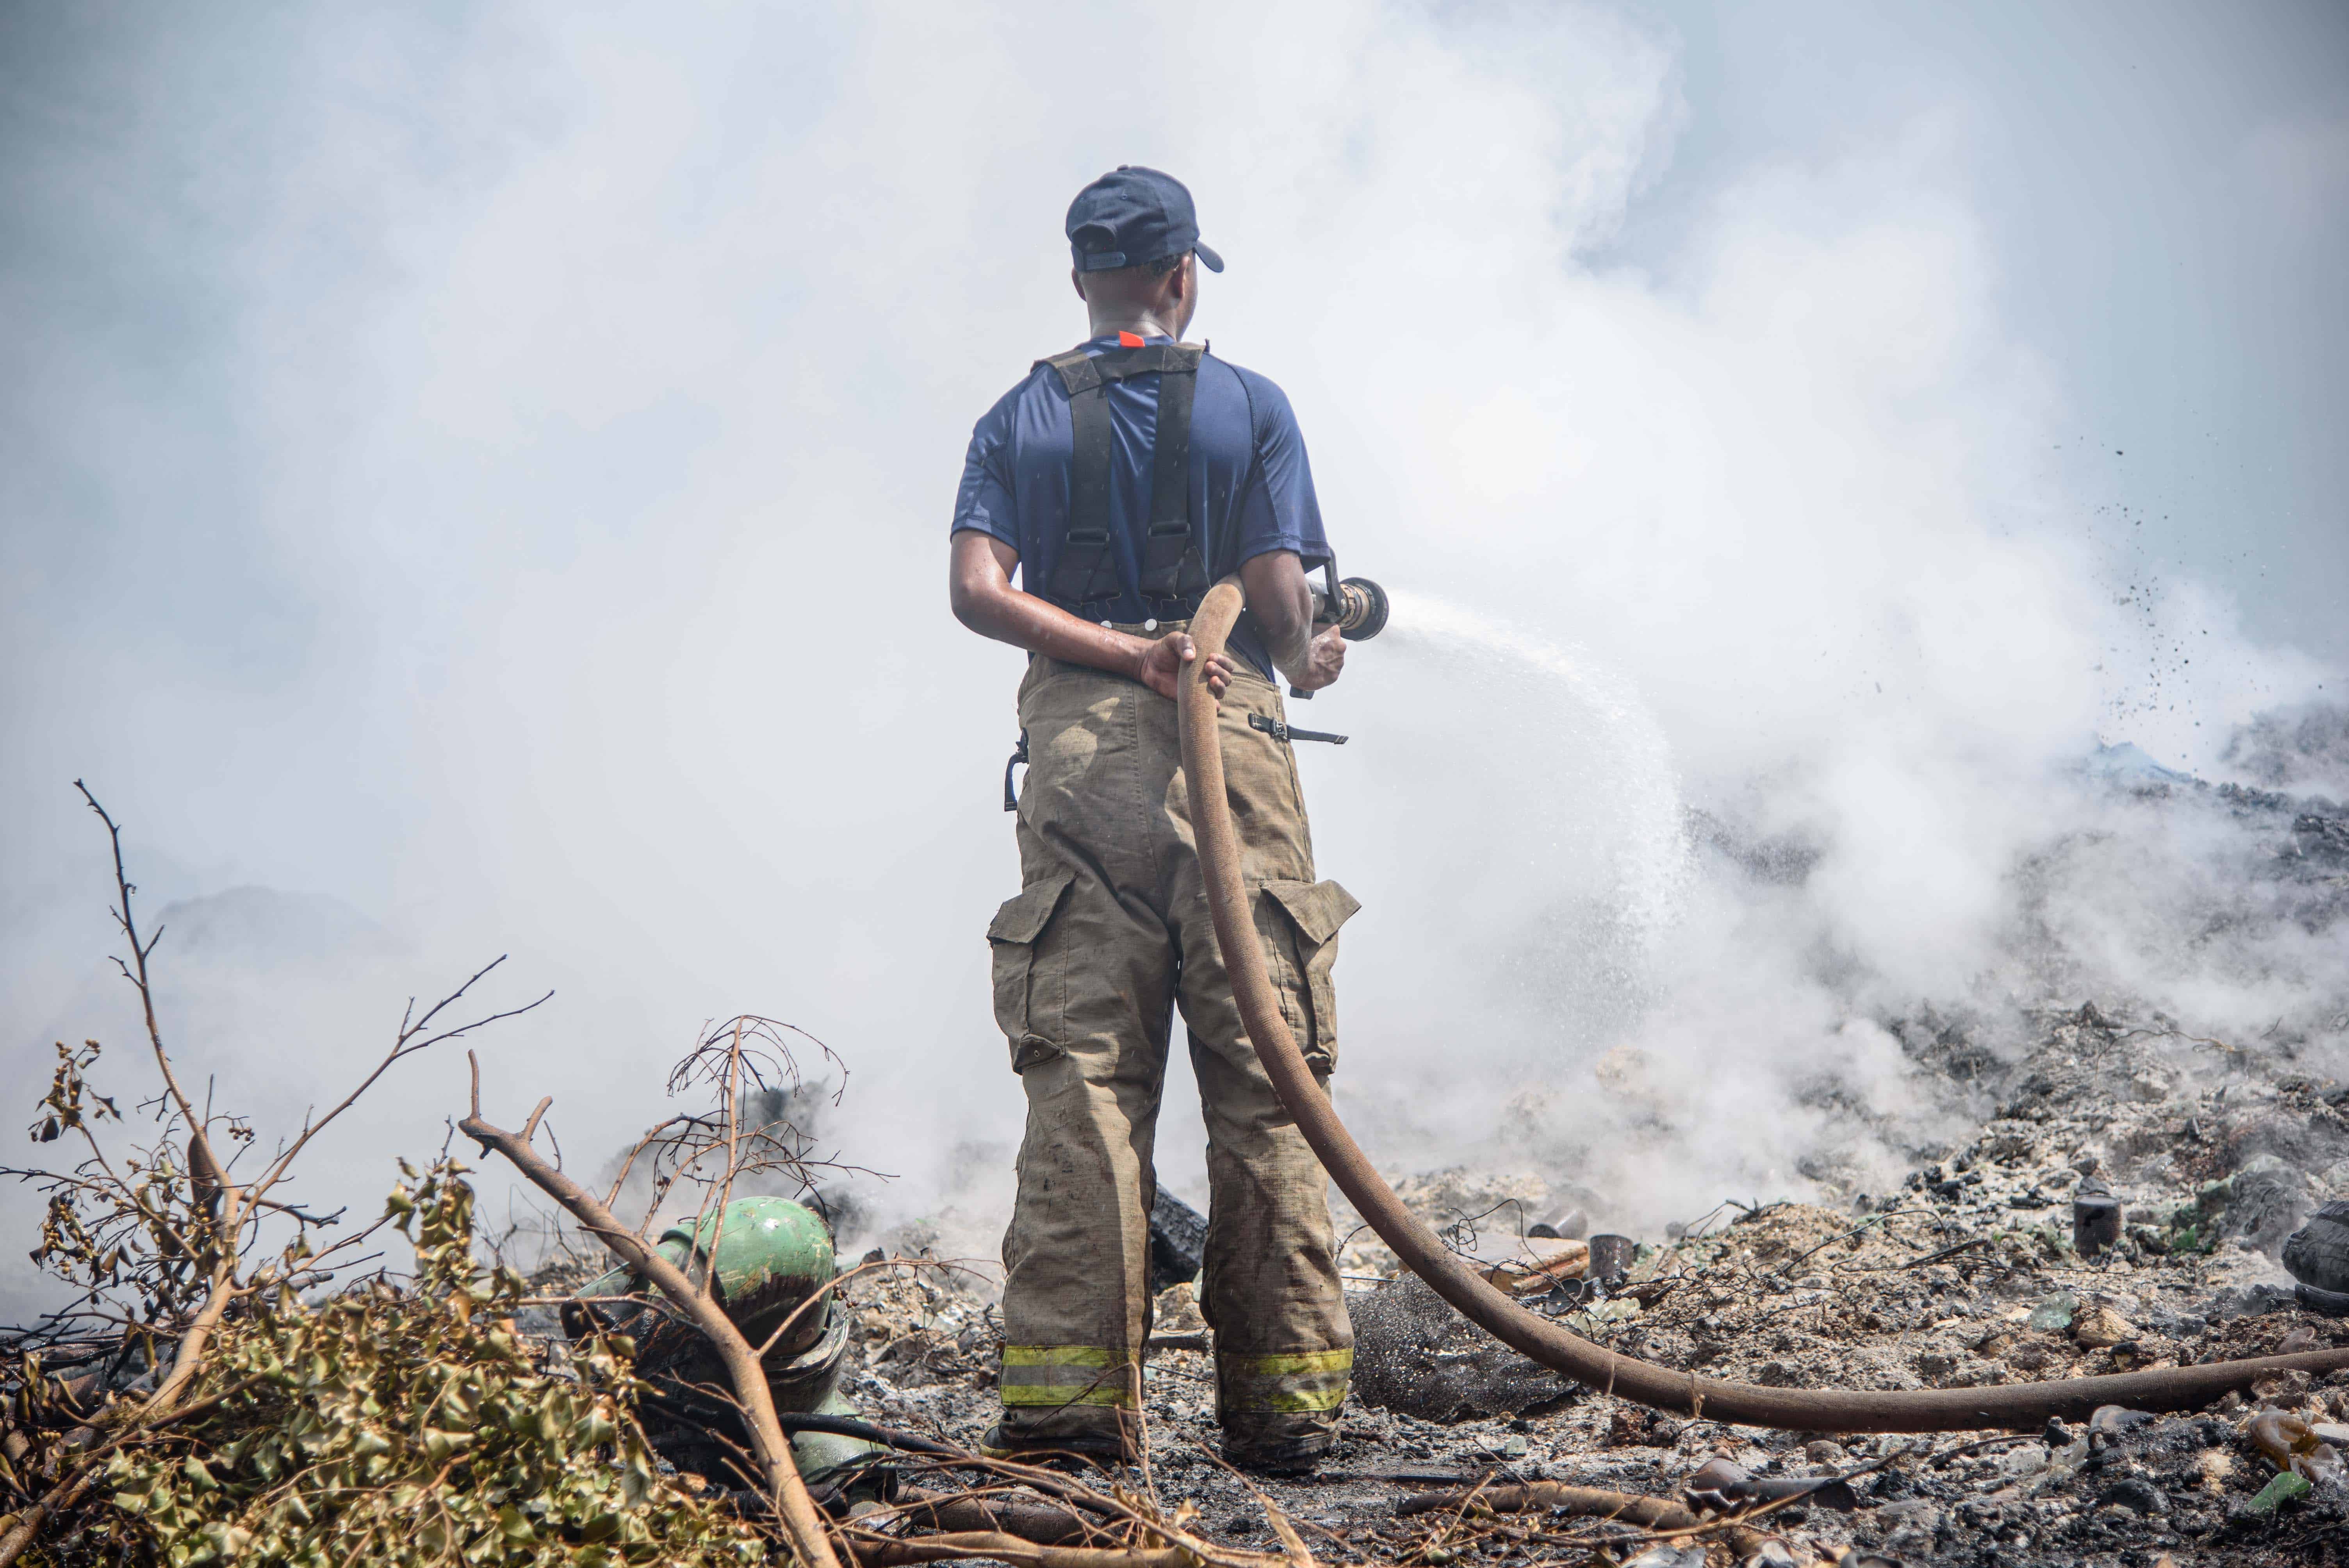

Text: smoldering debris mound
xmin=2286 ymin=1202 xmax=2349 ymax=1295
xmin=1335 ymin=1000 xmax=2349 ymax=1413
xmin=2223 ymin=699 xmax=2349 ymax=799
xmin=1349 ymin=1271 xmax=1575 ymax=1421
xmin=1331 ymin=1166 xmax=1561 ymax=1279
xmin=816 ymin=996 xmax=2349 ymax=1567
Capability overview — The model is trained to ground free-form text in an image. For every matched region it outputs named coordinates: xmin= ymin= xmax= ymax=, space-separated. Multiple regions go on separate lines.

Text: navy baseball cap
xmin=1066 ymin=166 xmax=1225 ymax=274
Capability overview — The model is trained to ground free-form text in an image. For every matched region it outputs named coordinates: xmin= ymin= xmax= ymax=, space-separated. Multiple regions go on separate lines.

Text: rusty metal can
xmin=1587 ymin=1232 xmax=1637 ymax=1286
xmin=2073 ymin=1182 xmax=2123 ymax=1258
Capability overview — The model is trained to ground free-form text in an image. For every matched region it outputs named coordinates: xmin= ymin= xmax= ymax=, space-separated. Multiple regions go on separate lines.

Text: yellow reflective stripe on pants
xmin=1218 ymin=1346 xmax=1353 ymax=1413
xmin=999 ymin=1345 xmax=1136 ymax=1408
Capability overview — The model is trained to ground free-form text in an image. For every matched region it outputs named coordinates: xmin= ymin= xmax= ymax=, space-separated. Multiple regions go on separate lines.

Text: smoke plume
xmin=3 ymin=2 xmax=2343 ymax=1309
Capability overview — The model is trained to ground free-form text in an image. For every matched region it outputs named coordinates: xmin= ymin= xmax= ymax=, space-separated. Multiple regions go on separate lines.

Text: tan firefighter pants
xmin=987 ymin=629 xmax=1356 ymax=1453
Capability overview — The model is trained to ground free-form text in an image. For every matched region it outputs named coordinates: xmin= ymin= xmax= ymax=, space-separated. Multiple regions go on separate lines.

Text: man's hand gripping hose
xmin=1174 ymin=575 xmax=2349 ymax=1432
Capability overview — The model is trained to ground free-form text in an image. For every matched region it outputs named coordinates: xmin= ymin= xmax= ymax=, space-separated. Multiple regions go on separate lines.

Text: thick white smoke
xmin=3 ymin=1 xmax=2341 ymax=1310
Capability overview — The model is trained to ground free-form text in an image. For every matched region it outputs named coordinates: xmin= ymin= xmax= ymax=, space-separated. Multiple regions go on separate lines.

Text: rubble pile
xmin=835 ymin=1263 xmax=1002 ymax=1416
xmin=813 ymin=999 xmax=2349 ymax=1565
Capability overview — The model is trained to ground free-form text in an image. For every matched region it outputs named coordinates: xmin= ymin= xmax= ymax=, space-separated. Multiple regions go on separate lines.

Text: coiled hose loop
xmin=1176 ymin=576 xmax=2349 ymax=1431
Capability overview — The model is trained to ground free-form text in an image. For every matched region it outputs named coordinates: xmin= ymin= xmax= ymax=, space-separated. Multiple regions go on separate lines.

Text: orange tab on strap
xmin=1118 ymin=330 xmax=1145 ymax=348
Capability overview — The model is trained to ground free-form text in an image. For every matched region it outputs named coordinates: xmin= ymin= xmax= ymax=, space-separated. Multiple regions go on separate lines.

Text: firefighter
xmin=948 ymin=167 xmax=1357 ymax=1474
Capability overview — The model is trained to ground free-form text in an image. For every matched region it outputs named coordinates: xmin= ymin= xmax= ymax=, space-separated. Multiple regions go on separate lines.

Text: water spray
xmin=1176 ymin=574 xmax=2349 ymax=1431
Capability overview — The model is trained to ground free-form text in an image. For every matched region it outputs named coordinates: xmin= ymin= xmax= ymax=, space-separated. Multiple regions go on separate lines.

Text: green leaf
xmin=424 ymin=1426 xmax=478 ymax=1464
xmin=2249 ymin=1470 xmax=2313 ymax=1514
xmin=200 ymin=1521 xmax=253 ymax=1559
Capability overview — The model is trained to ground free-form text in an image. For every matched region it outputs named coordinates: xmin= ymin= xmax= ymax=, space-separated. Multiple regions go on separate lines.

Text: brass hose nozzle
xmin=1317 ymin=576 xmax=1389 ymax=640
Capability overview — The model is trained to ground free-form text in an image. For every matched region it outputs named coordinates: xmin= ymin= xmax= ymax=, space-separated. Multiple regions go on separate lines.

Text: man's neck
xmin=1085 ymin=308 xmax=1181 ymax=342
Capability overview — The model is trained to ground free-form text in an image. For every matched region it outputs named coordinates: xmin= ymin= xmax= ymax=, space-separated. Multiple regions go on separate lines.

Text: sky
xmin=1622 ymin=0 xmax=2349 ymax=664
xmin=2 ymin=0 xmax=2344 ymax=1304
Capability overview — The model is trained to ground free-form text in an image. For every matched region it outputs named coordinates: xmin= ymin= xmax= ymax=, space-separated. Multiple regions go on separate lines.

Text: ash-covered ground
xmin=832 ymin=997 xmax=2349 ymax=1566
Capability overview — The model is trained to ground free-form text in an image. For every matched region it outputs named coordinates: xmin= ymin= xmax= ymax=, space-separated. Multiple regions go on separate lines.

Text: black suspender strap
xmin=1042 ymin=349 xmax=1119 ymax=608
xmin=1137 ymin=349 xmax=1207 ymax=602
xmin=1036 ymin=343 xmax=1205 ymax=615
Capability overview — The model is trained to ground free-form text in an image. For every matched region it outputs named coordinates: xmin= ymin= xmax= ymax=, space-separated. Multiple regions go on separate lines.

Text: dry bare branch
xmin=460 ymin=1051 xmax=843 ymax=1568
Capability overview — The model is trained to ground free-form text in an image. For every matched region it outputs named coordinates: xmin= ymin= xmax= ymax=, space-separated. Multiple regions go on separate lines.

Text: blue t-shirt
xmin=952 ymin=333 xmax=1331 ymax=677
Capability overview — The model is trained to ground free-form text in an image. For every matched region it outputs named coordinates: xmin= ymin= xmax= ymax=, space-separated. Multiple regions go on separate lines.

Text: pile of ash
xmin=834 ymin=1260 xmax=1002 ymax=1417
xmin=819 ymin=998 xmax=2349 ymax=1565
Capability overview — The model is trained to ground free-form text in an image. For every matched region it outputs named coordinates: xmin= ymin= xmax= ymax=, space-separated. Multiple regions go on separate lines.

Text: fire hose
xmin=1174 ymin=576 xmax=2349 ymax=1431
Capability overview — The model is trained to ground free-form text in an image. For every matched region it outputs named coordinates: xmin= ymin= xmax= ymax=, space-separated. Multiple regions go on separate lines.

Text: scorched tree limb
xmin=459 ymin=1051 xmax=843 ymax=1568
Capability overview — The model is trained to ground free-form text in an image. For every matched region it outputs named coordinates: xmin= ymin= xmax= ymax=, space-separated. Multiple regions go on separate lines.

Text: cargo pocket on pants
xmin=1257 ymin=879 xmax=1360 ymax=1071
xmin=988 ymin=868 xmax=1076 ymax=1071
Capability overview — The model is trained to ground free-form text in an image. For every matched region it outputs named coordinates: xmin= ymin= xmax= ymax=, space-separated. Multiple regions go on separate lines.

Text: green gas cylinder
xmin=573 ymin=1196 xmax=838 ymax=1359
xmin=568 ymin=1195 xmax=880 ymax=1491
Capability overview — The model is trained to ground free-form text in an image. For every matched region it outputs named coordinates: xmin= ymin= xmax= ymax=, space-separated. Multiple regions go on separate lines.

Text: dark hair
xmin=1077 ymin=250 xmax=1189 ymax=292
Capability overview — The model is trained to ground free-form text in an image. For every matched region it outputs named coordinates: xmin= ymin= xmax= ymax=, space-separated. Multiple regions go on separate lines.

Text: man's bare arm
xmin=950 ymin=530 xmax=1232 ymax=700
xmin=1239 ymin=550 xmax=1346 ymax=693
